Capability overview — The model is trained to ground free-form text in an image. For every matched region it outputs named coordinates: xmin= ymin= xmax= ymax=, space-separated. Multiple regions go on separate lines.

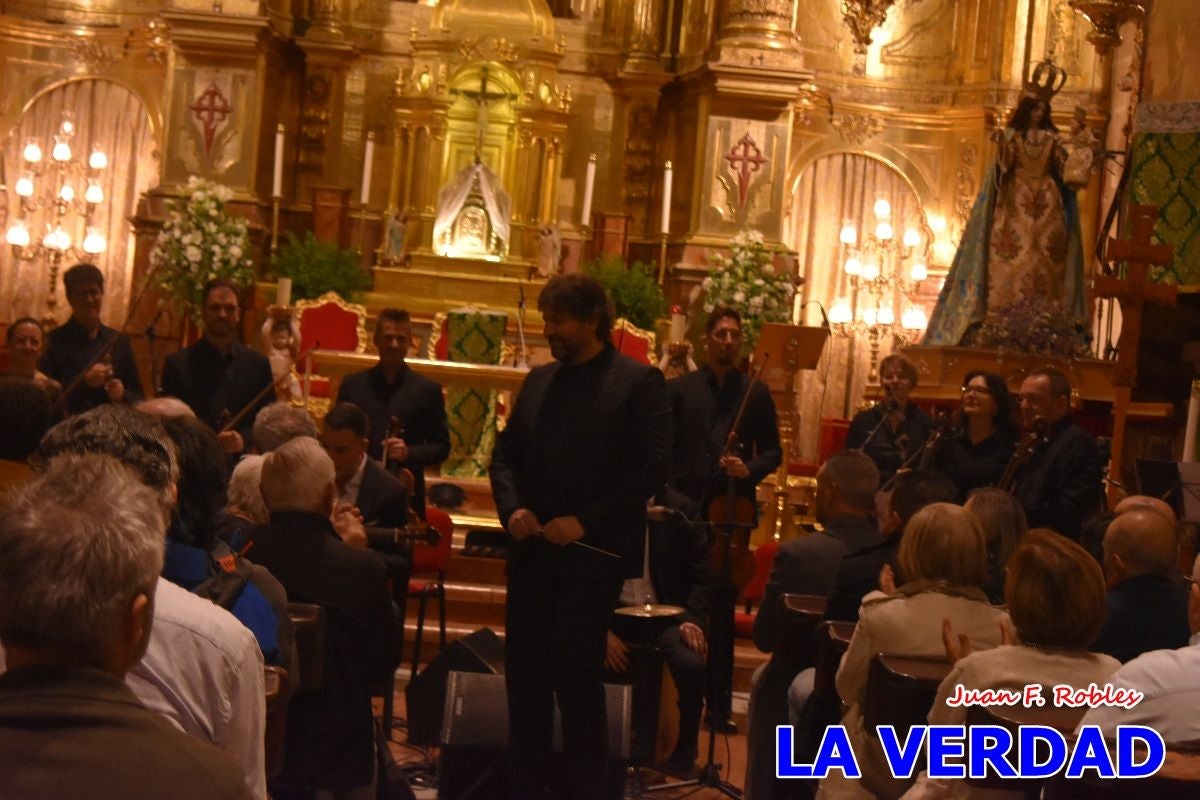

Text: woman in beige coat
xmin=818 ymin=503 xmax=1010 ymax=800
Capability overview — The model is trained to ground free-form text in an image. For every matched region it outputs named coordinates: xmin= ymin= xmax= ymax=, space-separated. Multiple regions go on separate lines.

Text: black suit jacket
xmin=667 ymin=367 xmax=781 ymax=512
xmin=161 ymin=338 xmax=274 ymax=449
xmin=245 ymin=511 xmax=403 ymax=789
xmin=0 ymin=665 xmax=249 ymax=800
xmin=490 ymin=345 xmax=672 ymax=580
xmin=337 ymin=363 xmax=450 ymax=515
xmin=1092 ymin=573 xmax=1191 ymax=663
xmin=823 ymin=535 xmax=900 ymax=624
xmin=1013 ymin=415 xmax=1103 ymax=540
xmin=355 ymin=457 xmax=410 ymax=528
xmin=41 ymin=318 xmax=143 ymax=414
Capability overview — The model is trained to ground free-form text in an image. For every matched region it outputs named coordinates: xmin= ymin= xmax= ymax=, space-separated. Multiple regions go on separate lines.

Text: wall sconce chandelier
xmin=1067 ymin=0 xmax=1148 ymax=54
xmin=828 ymin=197 xmax=929 ymax=382
xmin=6 ymin=114 xmax=108 ymax=323
xmin=840 ymin=0 xmax=898 ymax=54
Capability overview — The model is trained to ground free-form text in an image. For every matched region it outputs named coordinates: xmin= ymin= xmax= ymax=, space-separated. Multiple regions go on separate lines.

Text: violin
xmin=706 ymin=358 xmax=769 ymax=590
xmin=916 ymin=411 xmax=956 ymax=471
xmin=385 ymin=415 xmax=424 ymax=525
xmin=998 ymin=417 xmax=1050 ymax=493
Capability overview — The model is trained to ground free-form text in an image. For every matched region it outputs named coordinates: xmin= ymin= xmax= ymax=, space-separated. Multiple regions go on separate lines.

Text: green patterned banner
xmin=1129 ymin=130 xmax=1200 ymax=285
xmin=442 ymin=308 xmax=506 ymax=478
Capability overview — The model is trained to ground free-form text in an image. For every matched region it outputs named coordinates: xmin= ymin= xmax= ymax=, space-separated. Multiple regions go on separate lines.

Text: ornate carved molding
xmin=841 ymin=0 xmax=896 ymax=55
xmin=1067 ymin=0 xmax=1147 ymax=54
xmin=831 ymin=113 xmax=884 ymax=145
xmin=954 ymin=138 xmax=978 ymax=232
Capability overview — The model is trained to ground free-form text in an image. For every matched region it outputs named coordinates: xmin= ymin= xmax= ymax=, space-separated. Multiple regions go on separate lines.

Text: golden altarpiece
xmin=0 ymin=0 xmax=1190 ymax=510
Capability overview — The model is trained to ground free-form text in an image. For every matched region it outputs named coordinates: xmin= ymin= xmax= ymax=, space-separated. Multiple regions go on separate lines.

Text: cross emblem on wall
xmin=189 ymin=83 xmax=233 ymax=156
xmin=724 ymin=133 xmax=768 ymax=209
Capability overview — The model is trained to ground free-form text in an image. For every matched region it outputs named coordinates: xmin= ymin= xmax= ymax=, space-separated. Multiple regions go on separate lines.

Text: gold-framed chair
xmin=288 ymin=292 xmax=369 ymax=418
xmin=612 ymin=317 xmax=657 ymax=366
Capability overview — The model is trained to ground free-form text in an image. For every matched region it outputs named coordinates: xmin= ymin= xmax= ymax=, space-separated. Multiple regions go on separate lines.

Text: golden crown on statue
xmin=1023 ymin=59 xmax=1068 ymax=103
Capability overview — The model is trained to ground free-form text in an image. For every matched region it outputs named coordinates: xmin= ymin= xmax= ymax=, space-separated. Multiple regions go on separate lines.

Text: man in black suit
xmin=1013 ymin=367 xmax=1104 ymax=540
xmin=161 ymin=278 xmax=274 ymax=454
xmin=0 ymin=453 xmax=248 ymax=800
xmin=41 ymin=262 xmax=143 ymax=414
xmin=246 ymin=436 xmax=403 ymax=798
xmin=1093 ymin=509 xmax=1190 ymax=662
xmin=336 ymin=308 xmax=450 ymax=517
xmin=490 ymin=274 xmax=672 ymax=800
xmin=666 ymin=307 xmax=782 ymax=733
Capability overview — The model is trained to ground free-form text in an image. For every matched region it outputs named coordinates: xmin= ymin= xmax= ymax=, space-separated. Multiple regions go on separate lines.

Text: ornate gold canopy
xmin=432 ymin=0 xmax=556 ymax=49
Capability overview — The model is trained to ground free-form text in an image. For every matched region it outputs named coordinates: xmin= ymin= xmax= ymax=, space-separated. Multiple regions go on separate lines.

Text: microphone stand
xmin=514 ymin=284 xmax=529 ymax=369
xmin=857 ymin=398 xmax=897 ymax=452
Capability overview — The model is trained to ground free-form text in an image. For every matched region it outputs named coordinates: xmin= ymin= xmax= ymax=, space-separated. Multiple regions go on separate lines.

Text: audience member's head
xmin=965 ymin=487 xmax=1028 ymax=559
xmin=227 ymin=455 xmax=268 ymax=525
xmin=32 ymin=405 xmax=177 ymax=510
xmin=137 ymin=396 xmax=197 ymax=421
xmin=882 ymin=469 xmax=958 ymax=537
xmin=260 ymin=436 xmax=336 ymax=516
xmin=1103 ymin=508 xmax=1179 ymax=588
xmin=252 ymin=402 xmax=318 ymax=453
xmin=815 ymin=450 xmax=879 ymax=522
xmin=1114 ymin=494 xmax=1177 ymax=524
xmin=161 ymin=415 xmax=228 ymax=550
xmin=0 ymin=376 xmax=52 ymax=462
xmin=1005 ymin=528 xmax=1106 ymax=650
xmin=0 ymin=454 xmax=163 ymax=674
xmin=897 ymin=502 xmax=988 ymax=589
xmin=320 ymin=403 xmax=370 ymax=487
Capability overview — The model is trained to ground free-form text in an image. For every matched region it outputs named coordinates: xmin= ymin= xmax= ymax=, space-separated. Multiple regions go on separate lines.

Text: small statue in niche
xmin=382 ymin=211 xmax=407 ymax=264
xmin=536 ymin=223 xmax=562 ymax=278
xmin=1062 ymin=106 xmax=1099 ymax=188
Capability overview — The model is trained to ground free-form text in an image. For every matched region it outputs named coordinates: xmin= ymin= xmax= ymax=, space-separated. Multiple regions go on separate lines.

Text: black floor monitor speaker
xmin=405 ymin=627 xmax=504 ymax=746
xmin=438 ymin=671 xmax=631 ymax=800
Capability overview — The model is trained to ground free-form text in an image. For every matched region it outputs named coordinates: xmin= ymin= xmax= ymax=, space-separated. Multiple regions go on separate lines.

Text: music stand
xmin=752 ymin=324 xmax=829 ymax=540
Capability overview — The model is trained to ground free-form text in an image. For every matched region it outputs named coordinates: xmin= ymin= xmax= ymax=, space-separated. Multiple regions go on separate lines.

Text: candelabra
xmin=6 ymin=114 xmax=108 ymax=324
xmin=827 ymin=197 xmax=928 ymax=382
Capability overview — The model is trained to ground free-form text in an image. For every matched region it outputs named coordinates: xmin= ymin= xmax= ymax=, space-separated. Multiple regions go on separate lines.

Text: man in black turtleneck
xmin=490 ymin=274 xmax=671 ymax=800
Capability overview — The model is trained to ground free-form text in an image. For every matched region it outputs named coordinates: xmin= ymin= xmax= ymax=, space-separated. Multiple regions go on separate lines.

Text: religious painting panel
xmin=698 ymin=117 xmax=789 ymax=240
xmin=169 ymin=68 xmax=251 ymax=182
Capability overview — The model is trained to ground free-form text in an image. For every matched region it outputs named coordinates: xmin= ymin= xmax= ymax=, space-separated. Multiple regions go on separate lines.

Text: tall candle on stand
xmin=661 ymin=161 xmax=673 ymax=235
xmin=360 ymin=132 xmax=375 ymax=205
xmin=275 ymin=277 xmax=292 ymax=309
xmin=272 ymin=124 xmax=284 ymax=198
xmin=581 ymin=153 xmax=596 ymax=228
xmin=1185 ymin=379 xmax=1200 ymax=463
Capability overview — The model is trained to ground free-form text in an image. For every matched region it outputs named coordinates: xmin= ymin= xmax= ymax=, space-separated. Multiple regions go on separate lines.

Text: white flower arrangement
xmin=151 ymin=176 xmax=254 ymax=324
xmin=701 ymin=229 xmax=797 ymax=351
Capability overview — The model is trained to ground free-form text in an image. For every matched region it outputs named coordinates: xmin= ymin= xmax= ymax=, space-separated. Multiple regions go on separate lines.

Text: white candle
xmin=581 ymin=153 xmax=596 ymax=227
xmin=669 ymin=307 xmax=686 ymax=342
xmin=360 ymin=132 xmax=375 ymax=206
xmin=1185 ymin=379 xmax=1200 ymax=463
xmin=272 ymin=124 xmax=284 ymax=198
xmin=661 ymin=161 xmax=673 ymax=235
xmin=275 ymin=277 xmax=292 ymax=308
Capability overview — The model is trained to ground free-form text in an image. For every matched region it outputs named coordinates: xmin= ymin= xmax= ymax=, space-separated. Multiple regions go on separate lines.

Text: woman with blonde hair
xmin=901 ymin=528 xmax=1119 ymax=799
xmin=818 ymin=503 xmax=1009 ymax=800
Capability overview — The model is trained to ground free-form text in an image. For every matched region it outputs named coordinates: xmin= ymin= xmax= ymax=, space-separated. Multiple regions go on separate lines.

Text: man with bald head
xmin=1114 ymin=493 xmax=1177 ymax=523
xmin=1092 ymin=509 xmax=1191 ymax=662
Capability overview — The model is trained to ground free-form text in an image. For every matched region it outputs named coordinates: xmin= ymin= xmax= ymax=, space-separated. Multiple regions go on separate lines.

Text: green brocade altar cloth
xmin=1130 ymin=102 xmax=1200 ymax=285
xmin=441 ymin=308 xmax=507 ymax=478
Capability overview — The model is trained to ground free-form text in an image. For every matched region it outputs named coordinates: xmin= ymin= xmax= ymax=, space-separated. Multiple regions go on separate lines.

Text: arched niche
xmin=2 ymin=79 xmax=158 ymax=325
xmin=785 ymin=151 xmax=932 ymax=462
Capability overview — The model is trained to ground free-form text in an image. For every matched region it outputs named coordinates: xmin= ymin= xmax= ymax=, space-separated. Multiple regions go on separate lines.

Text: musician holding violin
xmin=1011 ymin=367 xmax=1104 ymax=540
xmin=41 ymin=263 xmax=143 ymax=415
xmin=845 ymin=353 xmax=933 ymax=487
xmin=924 ymin=370 xmax=1018 ymax=503
xmin=160 ymin=278 xmax=274 ymax=454
xmin=666 ymin=307 xmax=781 ymax=735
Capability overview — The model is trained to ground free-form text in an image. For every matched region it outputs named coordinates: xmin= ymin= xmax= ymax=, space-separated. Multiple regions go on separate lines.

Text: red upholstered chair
xmin=819 ymin=417 xmax=851 ymax=463
xmin=408 ymin=507 xmax=455 ymax=679
xmin=290 ymin=292 xmax=368 ymax=417
xmin=612 ymin=318 xmax=657 ymax=366
xmin=734 ymin=538 xmax=779 ymax=638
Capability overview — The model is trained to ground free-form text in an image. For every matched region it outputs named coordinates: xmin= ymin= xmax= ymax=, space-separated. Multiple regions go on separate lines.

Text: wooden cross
xmin=1092 ymin=204 xmax=1177 ymax=508
xmin=1092 ymin=204 xmax=1177 ymax=389
xmin=723 ymin=133 xmax=768 ymax=208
